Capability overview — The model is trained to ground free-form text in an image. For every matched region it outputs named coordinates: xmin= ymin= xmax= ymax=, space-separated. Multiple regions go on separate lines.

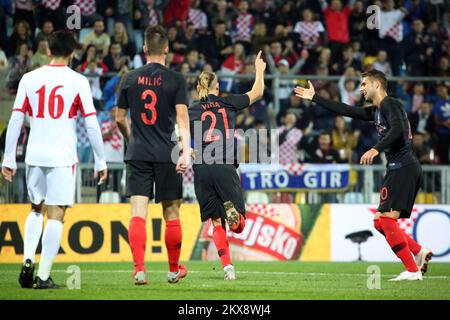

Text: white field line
xmin=1 ymin=269 xmax=449 ymax=280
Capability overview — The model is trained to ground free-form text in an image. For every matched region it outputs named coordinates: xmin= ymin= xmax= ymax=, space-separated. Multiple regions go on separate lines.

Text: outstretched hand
xmin=294 ymin=80 xmax=315 ymax=101
xmin=254 ymin=50 xmax=266 ymax=73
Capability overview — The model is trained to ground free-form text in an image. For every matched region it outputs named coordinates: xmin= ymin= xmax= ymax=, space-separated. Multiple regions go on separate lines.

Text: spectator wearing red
xmin=79 ymin=44 xmax=109 ymax=74
xmin=164 ymin=0 xmax=189 ymax=26
xmin=320 ymin=0 xmax=351 ymax=62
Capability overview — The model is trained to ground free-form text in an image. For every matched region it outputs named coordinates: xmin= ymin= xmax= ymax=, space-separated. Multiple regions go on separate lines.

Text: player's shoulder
xmin=381 ymin=96 xmax=405 ymax=110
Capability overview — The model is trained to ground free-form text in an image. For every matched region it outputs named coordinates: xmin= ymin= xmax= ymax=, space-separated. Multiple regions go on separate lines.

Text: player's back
xmin=13 ymin=65 xmax=96 ymax=167
xmin=118 ymin=63 xmax=187 ymax=162
xmin=189 ymin=93 xmax=250 ymax=165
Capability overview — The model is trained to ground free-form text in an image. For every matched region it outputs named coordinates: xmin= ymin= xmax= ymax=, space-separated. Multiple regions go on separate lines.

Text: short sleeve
xmin=117 ymin=74 xmax=130 ymax=109
xmin=227 ymin=94 xmax=250 ymax=111
xmin=12 ymin=76 xmax=32 ymax=115
xmin=175 ymin=75 xmax=188 ymax=105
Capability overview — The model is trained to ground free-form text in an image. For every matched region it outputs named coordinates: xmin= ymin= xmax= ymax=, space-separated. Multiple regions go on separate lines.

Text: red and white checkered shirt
xmin=148 ymin=7 xmax=159 ymax=27
xmin=379 ymin=9 xmax=405 ymax=43
xmin=76 ymin=114 xmax=91 ymax=149
xmin=74 ymin=0 xmax=96 ymax=16
xmin=234 ymin=13 xmax=254 ymax=42
xmin=41 ymin=0 xmax=62 ymax=10
xmin=188 ymin=8 xmax=208 ymax=30
xmin=293 ymin=21 xmax=325 ymax=48
xmin=277 ymin=126 xmax=303 ymax=165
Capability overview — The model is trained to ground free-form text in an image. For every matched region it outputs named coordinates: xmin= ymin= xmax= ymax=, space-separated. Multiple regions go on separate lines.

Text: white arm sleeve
xmin=84 ymin=116 xmax=107 ymax=172
xmin=2 ymin=111 xmax=25 ymax=169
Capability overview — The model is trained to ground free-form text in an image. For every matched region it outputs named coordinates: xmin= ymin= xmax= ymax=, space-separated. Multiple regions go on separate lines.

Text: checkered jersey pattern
xmin=188 ymin=8 xmax=208 ymax=30
xmin=277 ymin=127 xmax=303 ymax=165
xmin=74 ymin=0 xmax=96 ymax=16
xmin=293 ymin=21 xmax=325 ymax=48
xmin=148 ymin=7 xmax=159 ymax=27
xmin=41 ymin=0 xmax=62 ymax=10
xmin=234 ymin=13 xmax=254 ymax=42
xmin=100 ymin=120 xmax=122 ymax=150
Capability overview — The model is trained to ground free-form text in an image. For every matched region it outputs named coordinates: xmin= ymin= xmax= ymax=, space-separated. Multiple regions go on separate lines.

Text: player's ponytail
xmin=197 ymin=71 xmax=217 ymax=101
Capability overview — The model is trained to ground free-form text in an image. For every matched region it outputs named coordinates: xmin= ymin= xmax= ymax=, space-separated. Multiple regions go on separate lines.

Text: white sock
xmin=37 ymin=219 xmax=63 ymax=281
xmin=23 ymin=211 xmax=44 ymax=263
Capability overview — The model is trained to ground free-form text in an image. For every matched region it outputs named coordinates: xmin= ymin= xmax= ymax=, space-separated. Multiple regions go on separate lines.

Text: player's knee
xmin=162 ymin=200 xmax=180 ymax=220
xmin=31 ymin=201 xmax=45 ymax=215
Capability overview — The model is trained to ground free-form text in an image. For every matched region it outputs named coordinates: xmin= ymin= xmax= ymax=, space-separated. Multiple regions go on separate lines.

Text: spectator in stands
xmin=232 ymin=0 xmax=254 ymax=54
xmin=74 ymin=0 xmax=99 ymax=27
xmin=409 ymin=101 xmax=435 ymax=137
xmin=277 ymin=112 xmax=303 ymax=165
xmin=185 ymin=49 xmax=202 ymax=73
xmin=13 ymin=0 xmax=35 ymax=34
xmin=7 ymin=20 xmax=34 ymax=57
xmin=412 ymin=132 xmax=434 ymax=164
xmin=434 ymin=56 xmax=449 ymax=77
xmin=251 ymin=22 xmax=285 ymax=55
xmin=272 ymin=0 xmax=297 ymax=28
xmin=80 ymin=44 xmax=109 ymax=74
xmin=348 ymin=0 xmax=366 ymax=43
xmin=83 ymin=18 xmax=111 ymax=57
xmin=311 ymin=87 xmax=337 ymax=133
xmin=332 ymin=45 xmax=362 ymax=75
xmin=278 ymin=93 xmax=314 ymax=133
xmin=6 ymin=42 xmax=32 ymax=93
xmin=378 ymin=0 xmax=407 ymax=75
xmin=183 ymin=22 xmax=201 ymax=53
xmin=306 ymin=131 xmax=342 ymax=164
xmin=187 ymin=0 xmax=208 ymax=34
xmin=0 ymin=1 xmax=12 ymax=49
xmin=163 ymin=0 xmax=189 ymax=26
xmin=373 ymin=50 xmax=393 ymax=77
xmin=133 ymin=0 xmax=162 ymax=31
xmin=31 ymin=38 xmax=51 ymax=69
xmin=207 ymin=0 xmax=236 ymax=31
xmin=35 ymin=0 xmax=67 ymax=30
xmin=404 ymin=19 xmax=436 ymax=76
xmin=432 ymin=84 xmax=450 ymax=164
xmin=99 ymin=107 xmax=125 ymax=197
xmin=103 ymin=42 xmax=128 ymax=73
xmin=407 ymin=82 xmax=426 ymax=114
xmin=35 ymin=20 xmax=54 ymax=45
xmin=111 ymin=21 xmax=136 ymax=58
xmin=338 ymin=67 xmax=361 ymax=107
xmin=200 ymin=19 xmax=232 ymax=70
xmin=293 ymin=8 xmax=325 ymax=52
xmin=99 ymin=0 xmax=134 ymax=42
xmin=167 ymin=24 xmax=187 ymax=66
xmin=320 ymin=0 xmax=352 ymax=62
xmin=220 ymin=42 xmax=245 ymax=92
xmin=331 ymin=116 xmax=358 ymax=163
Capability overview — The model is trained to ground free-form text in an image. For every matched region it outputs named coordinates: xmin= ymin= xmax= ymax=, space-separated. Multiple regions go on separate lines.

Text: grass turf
xmin=0 ymin=261 xmax=449 ymax=300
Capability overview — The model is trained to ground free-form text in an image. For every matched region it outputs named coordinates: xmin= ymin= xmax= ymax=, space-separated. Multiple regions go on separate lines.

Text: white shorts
xmin=26 ymin=165 xmax=76 ymax=206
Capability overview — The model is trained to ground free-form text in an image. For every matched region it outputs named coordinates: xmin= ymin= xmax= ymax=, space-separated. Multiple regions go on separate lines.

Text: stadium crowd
xmin=0 ymin=0 xmax=449 ymax=173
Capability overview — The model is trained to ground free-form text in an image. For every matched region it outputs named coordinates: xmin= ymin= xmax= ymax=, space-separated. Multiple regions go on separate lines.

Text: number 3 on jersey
xmin=141 ymin=89 xmax=158 ymax=125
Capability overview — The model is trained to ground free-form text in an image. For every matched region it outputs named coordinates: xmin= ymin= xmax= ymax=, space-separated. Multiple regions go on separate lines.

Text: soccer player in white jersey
xmin=1 ymin=31 xmax=108 ymax=289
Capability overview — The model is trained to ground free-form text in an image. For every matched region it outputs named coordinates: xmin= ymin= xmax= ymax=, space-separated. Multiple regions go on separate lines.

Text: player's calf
xmin=224 ymin=201 xmax=245 ymax=233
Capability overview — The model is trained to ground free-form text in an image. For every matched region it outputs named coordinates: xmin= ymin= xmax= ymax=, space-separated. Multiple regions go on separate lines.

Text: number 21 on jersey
xmin=201 ymin=108 xmax=229 ymax=143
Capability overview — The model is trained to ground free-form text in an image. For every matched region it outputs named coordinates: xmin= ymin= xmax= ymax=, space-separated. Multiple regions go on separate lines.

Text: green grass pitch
xmin=0 ymin=261 xmax=449 ymax=300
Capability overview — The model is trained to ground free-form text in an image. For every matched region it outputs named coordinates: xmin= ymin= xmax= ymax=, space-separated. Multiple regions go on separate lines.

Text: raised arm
xmin=294 ymin=81 xmax=374 ymax=121
xmin=245 ymin=50 xmax=266 ymax=105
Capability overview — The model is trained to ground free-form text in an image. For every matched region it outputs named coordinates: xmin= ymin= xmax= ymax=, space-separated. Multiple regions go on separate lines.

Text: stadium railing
xmin=1 ymin=163 xmax=448 ymax=205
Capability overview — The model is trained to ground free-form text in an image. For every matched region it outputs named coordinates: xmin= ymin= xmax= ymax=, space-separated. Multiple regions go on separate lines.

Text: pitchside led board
xmin=0 ymin=204 xmax=449 ymax=263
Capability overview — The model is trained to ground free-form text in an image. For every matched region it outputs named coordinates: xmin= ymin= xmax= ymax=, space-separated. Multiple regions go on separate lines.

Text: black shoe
xmin=19 ymin=259 xmax=35 ymax=288
xmin=33 ymin=276 xmax=61 ymax=289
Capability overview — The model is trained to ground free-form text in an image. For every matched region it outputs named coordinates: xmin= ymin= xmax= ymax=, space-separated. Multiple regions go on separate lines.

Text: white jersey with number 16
xmin=12 ymin=64 xmax=97 ymax=167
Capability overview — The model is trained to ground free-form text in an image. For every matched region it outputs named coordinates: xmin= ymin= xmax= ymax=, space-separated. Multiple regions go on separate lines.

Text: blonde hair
xmin=197 ymin=71 xmax=218 ymax=101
